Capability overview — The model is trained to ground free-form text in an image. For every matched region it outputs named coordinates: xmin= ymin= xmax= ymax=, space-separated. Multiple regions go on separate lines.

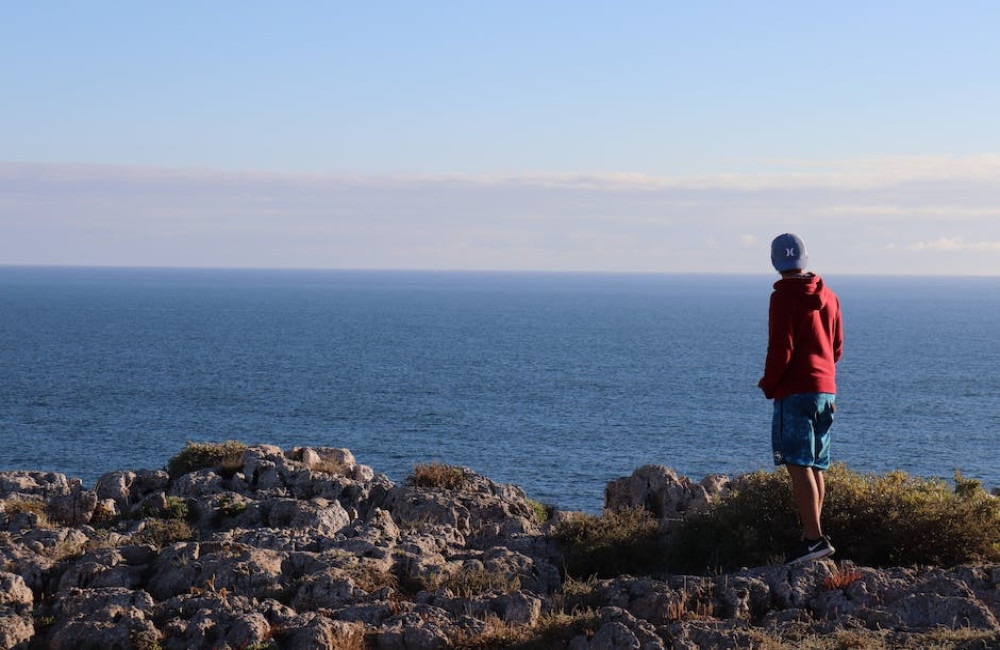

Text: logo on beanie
xmin=785 ymin=248 xmax=797 ymax=257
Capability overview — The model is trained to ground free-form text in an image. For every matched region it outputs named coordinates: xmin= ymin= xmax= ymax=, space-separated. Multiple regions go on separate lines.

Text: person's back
xmin=759 ymin=272 xmax=842 ymax=401
xmin=758 ymin=233 xmax=844 ymax=564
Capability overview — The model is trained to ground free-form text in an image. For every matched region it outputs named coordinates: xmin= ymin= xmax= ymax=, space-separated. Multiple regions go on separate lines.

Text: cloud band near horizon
xmin=3 ymin=157 xmax=1000 ymax=275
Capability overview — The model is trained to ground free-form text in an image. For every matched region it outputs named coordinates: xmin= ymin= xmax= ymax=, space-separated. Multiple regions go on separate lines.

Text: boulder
xmin=604 ymin=465 xmax=729 ymax=524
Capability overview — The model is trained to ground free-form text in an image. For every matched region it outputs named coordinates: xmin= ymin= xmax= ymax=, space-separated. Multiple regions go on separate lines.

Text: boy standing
xmin=759 ymin=233 xmax=843 ymax=564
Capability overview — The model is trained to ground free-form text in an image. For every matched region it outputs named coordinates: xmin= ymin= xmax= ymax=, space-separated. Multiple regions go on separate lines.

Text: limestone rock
xmin=604 ymin=465 xmax=729 ymax=524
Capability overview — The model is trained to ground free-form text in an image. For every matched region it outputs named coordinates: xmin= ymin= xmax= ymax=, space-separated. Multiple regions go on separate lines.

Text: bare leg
xmin=814 ymin=468 xmax=825 ymax=521
xmin=786 ymin=465 xmax=823 ymax=540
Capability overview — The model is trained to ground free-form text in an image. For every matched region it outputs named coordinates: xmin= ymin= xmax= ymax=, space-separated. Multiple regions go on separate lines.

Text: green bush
xmin=166 ymin=441 xmax=248 ymax=479
xmin=406 ymin=461 xmax=469 ymax=490
xmin=134 ymin=518 xmax=195 ymax=549
xmin=550 ymin=507 xmax=665 ymax=579
xmin=668 ymin=464 xmax=1000 ymax=573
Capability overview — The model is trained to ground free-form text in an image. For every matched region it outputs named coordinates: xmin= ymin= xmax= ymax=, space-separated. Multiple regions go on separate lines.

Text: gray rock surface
xmin=2 ymin=447 xmax=1000 ymax=648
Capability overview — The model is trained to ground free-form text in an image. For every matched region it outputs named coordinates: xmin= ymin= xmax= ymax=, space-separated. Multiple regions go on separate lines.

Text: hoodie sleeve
xmin=758 ymin=291 xmax=794 ymax=399
xmin=832 ymin=295 xmax=843 ymax=363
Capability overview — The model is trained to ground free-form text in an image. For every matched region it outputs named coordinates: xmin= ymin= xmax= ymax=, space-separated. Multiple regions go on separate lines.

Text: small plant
xmin=406 ymin=461 xmax=469 ymax=491
xmin=665 ymin=587 xmax=715 ymax=622
xmin=33 ymin=614 xmax=56 ymax=630
xmin=210 ymin=494 xmax=248 ymax=526
xmin=527 ymin=498 xmax=552 ymax=524
xmin=550 ymin=507 xmax=665 ymax=579
xmin=823 ymin=562 xmax=864 ymax=591
xmin=163 ymin=496 xmax=190 ymax=520
xmin=134 ymin=518 xmax=195 ymax=549
xmin=166 ymin=440 xmax=248 ymax=479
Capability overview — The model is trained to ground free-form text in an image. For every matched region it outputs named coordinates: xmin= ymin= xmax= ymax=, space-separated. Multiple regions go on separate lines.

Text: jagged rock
xmin=569 ymin=607 xmax=665 ymax=650
xmin=291 ymin=568 xmax=361 ymax=611
xmin=154 ymin=592 xmax=275 ymax=650
xmin=0 ymin=572 xmax=33 ymax=610
xmin=6 ymin=448 xmax=1000 ymax=649
xmin=0 ymin=612 xmax=33 ymax=650
xmin=0 ymin=471 xmax=72 ymax=500
xmin=277 ymin=613 xmax=367 ymax=650
xmin=604 ymin=465 xmax=729 ymax=523
xmin=292 ymin=446 xmax=357 ymax=476
xmin=47 ymin=482 xmax=98 ymax=526
xmin=94 ymin=469 xmax=170 ymax=515
xmin=57 ymin=546 xmax=150 ymax=590
xmin=376 ymin=606 xmax=454 ymax=649
xmin=265 ymin=497 xmax=351 ymax=535
xmin=45 ymin=587 xmax=159 ymax=650
xmin=0 ymin=572 xmax=34 ymax=648
xmin=664 ymin=619 xmax=760 ymax=650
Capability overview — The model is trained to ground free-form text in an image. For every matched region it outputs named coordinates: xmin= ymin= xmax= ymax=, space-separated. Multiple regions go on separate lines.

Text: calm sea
xmin=1 ymin=267 xmax=998 ymax=512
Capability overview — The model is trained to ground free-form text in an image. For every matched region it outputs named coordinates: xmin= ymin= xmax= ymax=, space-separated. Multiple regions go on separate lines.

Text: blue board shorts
xmin=772 ymin=392 xmax=836 ymax=470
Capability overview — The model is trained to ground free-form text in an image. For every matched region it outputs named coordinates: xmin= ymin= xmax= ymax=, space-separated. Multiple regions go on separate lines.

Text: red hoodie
xmin=758 ymin=274 xmax=843 ymax=401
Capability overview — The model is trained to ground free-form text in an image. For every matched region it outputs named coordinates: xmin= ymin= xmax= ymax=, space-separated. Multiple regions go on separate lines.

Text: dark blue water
xmin=1 ymin=267 xmax=998 ymax=512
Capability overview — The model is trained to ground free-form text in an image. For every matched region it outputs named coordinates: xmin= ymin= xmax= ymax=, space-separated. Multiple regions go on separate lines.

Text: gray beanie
xmin=770 ymin=233 xmax=808 ymax=272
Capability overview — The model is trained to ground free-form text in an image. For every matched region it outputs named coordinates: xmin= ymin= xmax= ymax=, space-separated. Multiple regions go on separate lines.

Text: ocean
xmin=1 ymin=266 xmax=998 ymax=512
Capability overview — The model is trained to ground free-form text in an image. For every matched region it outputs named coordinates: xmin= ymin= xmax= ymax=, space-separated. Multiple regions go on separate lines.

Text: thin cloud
xmin=4 ymin=159 xmax=1000 ymax=274
xmin=907 ymin=237 xmax=1000 ymax=252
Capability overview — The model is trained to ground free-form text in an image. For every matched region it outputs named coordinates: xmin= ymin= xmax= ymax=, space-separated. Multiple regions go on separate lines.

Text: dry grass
xmin=747 ymin=627 xmax=1000 ymax=649
xmin=344 ymin=562 xmax=399 ymax=594
xmin=664 ymin=584 xmax=715 ymax=622
xmin=2 ymin=497 xmax=50 ymax=527
xmin=427 ymin=565 xmax=522 ymax=597
xmin=823 ymin=561 xmax=864 ymax=591
xmin=449 ymin=611 xmax=602 ymax=650
xmin=166 ymin=440 xmax=248 ymax=479
xmin=406 ymin=461 xmax=469 ymax=491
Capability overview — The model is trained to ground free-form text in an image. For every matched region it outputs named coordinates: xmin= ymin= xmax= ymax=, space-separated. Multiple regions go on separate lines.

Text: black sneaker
xmin=786 ymin=536 xmax=835 ymax=565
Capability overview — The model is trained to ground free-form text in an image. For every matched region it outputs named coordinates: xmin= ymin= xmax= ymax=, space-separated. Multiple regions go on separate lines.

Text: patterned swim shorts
xmin=771 ymin=393 xmax=836 ymax=470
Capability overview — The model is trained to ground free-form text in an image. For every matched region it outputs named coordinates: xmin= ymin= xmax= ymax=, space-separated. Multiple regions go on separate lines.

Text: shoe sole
xmin=786 ymin=545 xmax=835 ymax=565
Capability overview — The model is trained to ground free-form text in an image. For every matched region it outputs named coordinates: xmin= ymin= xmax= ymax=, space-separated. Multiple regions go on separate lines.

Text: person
xmin=758 ymin=233 xmax=843 ymax=564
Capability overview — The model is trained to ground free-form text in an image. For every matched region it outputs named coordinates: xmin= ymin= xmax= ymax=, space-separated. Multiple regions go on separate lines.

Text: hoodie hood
xmin=773 ymin=273 xmax=829 ymax=311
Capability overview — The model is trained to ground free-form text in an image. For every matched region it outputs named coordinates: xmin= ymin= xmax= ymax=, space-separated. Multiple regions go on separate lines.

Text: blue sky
xmin=3 ymin=2 xmax=1000 ymax=273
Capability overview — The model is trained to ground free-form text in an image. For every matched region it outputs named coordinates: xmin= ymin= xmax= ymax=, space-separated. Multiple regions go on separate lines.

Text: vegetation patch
xmin=526 ymin=499 xmax=552 ymax=524
xmin=668 ymin=465 xmax=1000 ymax=573
xmin=450 ymin=611 xmax=601 ymax=650
xmin=344 ymin=561 xmax=399 ymax=594
xmin=3 ymin=497 xmax=50 ymax=527
xmin=166 ymin=440 xmax=248 ymax=479
xmin=163 ymin=496 xmax=190 ymax=520
xmin=550 ymin=507 xmax=665 ymax=579
xmin=406 ymin=461 xmax=469 ymax=491
xmin=134 ymin=518 xmax=196 ymax=549
xmin=427 ymin=565 xmax=522 ymax=597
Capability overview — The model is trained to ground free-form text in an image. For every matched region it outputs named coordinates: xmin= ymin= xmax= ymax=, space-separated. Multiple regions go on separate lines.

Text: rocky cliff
xmin=1 ymin=446 xmax=999 ymax=649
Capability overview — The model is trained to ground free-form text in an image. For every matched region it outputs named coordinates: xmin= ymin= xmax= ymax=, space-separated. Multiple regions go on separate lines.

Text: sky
xmin=3 ymin=1 xmax=1000 ymax=275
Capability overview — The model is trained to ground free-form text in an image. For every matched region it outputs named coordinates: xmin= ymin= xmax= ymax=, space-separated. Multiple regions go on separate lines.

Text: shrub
xmin=163 ymin=496 xmax=190 ymax=520
xmin=406 ymin=461 xmax=469 ymax=490
xmin=134 ymin=518 xmax=195 ymax=548
xmin=550 ymin=507 xmax=665 ymax=579
xmin=527 ymin=499 xmax=553 ymax=524
xmin=166 ymin=440 xmax=248 ymax=479
xmin=667 ymin=464 xmax=1000 ymax=573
